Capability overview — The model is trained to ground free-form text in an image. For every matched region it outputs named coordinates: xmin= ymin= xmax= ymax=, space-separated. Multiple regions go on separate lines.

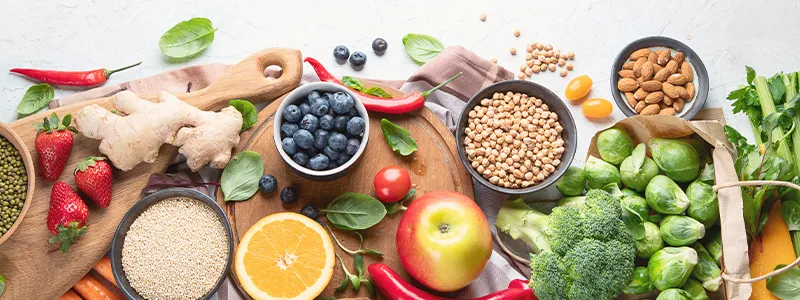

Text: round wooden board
xmin=217 ymin=97 xmax=474 ymax=299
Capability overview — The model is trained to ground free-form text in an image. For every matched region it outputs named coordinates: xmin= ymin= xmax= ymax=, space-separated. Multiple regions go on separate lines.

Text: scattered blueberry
xmin=299 ymin=103 xmax=311 ymax=116
xmin=334 ymin=116 xmax=350 ymax=132
xmin=346 ymin=138 xmax=360 ymax=155
xmin=300 ymin=114 xmax=319 ymax=131
xmin=331 ymin=92 xmax=355 ymax=114
xmin=283 ymin=104 xmax=302 ymax=123
xmin=333 ymin=45 xmax=350 ymax=63
xmin=281 ymin=137 xmax=297 ymax=155
xmin=348 ymin=107 xmax=359 ymax=117
xmin=337 ymin=153 xmax=352 ymax=165
xmin=372 ymin=38 xmax=388 ymax=55
xmin=301 ymin=204 xmax=319 ymax=219
xmin=259 ymin=175 xmax=277 ymax=193
xmin=349 ymin=51 xmax=367 ymax=69
xmin=319 ymin=114 xmax=334 ymax=130
xmin=311 ymin=99 xmax=330 ymax=117
xmin=280 ymin=187 xmax=298 ymax=204
xmin=328 ymin=133 xmax=348 ymax=151
xmin=308 ymin=154 xmax=330 ymax=170
xmin=293 ymin=129 xmax=314 ymax=149
xmin=280 ymin=123 xmax=299 ymax=138
xmin=347 ymin=117 xmax=365 ymax=136
xmin=308 ymin=90 xmax=321 ymax=102
xmin=292 ymin=152 xmax=309 ymax=166
xmin=323 ymin=146 xmax=341 ymax=161
xmin=314 ymin=129 xmax=330 ymax=149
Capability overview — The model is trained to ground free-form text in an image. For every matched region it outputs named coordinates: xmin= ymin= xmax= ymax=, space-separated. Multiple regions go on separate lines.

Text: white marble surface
xmin=1 ymin=0 xmax=799 ymax=157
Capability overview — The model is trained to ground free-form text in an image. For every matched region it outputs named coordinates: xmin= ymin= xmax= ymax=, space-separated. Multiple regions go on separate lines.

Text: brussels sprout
xmin=620 ymin=143 xmax=660 ymax=192
xmin=649 ymin=138 xmax=700 ymax=182
xmin=703 ymin=229 xmax=722 ymax=266
xmin=646 ymin=175 xmax=690 ymax=214
xmin=636 ymin=221 xmax=664 ymax=258
xmin=622 ymin=188 xmax=640 ymax=197
xmin=597 ymin=127 xmax=635 ymax=165
xmin=648 ymin=211 xmax=665 ymax=223
xmin=621 ymin=194 xmax=649 ymax=239
xmin=660 ymin=216 xmax=706 ymax=246
xmin=690 ymin=243 xmax=721 ymax=292
xmin=696 ymin=163 xmax=715 ymax=185
xmin=623 ymin=266 xmax=655 ymax=295
xmin=556 ymin=196 xmax=585 ymax=208
xmin=687 ymin=180 xmax=719 ymax=228
xmin=682 ymin=278 xmax=710 ymax=300
xmin=585 ymin=156 xmax=621 ymax=189
xmin=648 ymin=247 xmax=698 ymax=290
xmin=657 ymin=288 xmax=694 ymax=300
xmin=555 ymin=166 xmax=586 ymax=196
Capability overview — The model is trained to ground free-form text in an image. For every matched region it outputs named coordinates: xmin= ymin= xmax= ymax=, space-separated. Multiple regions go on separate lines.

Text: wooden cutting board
xmin=0 ymin=48 xmax=303 ymax=300
xmin=218 ymin=90 xmax=474 ymax=299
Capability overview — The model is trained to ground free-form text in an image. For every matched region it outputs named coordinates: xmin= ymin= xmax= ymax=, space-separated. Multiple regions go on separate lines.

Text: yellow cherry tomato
xmin=582 ymin=98 xmax=613 ymax=119
xmin=565 ymin=75 xmax=593 ymax=101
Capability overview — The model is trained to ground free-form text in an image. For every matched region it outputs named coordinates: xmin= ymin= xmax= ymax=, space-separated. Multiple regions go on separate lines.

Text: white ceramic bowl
xmin=273 ymin=82 xmax=369 ymax=181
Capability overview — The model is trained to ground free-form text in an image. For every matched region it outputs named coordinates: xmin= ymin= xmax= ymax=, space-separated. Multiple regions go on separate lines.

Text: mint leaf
xmin=380 ymin=119 xmax=417 ymax=156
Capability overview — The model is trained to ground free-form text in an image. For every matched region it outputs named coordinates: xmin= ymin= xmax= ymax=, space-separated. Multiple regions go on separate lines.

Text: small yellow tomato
xmin=582 ymin=98 xmax=613 ymax=119
xmin=565 ymin=75 xmax=593 ymax=101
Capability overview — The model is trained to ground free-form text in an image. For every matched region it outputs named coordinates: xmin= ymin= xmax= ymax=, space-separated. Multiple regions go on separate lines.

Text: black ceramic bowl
xmin=611 ymin=36 xmax=709 ymax=119
xmin=110 ymin=188 xmax=233 ymax=300
xmin=456 ymin=80 xmax=578 ymax=195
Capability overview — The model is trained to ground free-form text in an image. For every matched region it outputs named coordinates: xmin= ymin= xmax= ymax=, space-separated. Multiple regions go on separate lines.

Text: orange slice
xmin=235 ymin=212 xmax=335 ymax=300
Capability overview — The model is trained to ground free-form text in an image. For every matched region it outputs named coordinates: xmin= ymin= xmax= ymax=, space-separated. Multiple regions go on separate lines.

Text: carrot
xmin=73 ymin=275 xmax=120 ymax=300
xmin=749 ymin=201 xmax=797 ymax=300
xmin=92 ymin=256 xmax=117 ymax=287
xmin=59 ymin=289 xmax=82 ymax=300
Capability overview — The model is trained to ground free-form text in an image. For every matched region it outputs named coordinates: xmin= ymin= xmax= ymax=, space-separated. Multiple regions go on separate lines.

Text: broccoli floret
xmin=582 ymin=206 xmax=625 ymax=242
xmin=547 ymin=206 xmax=584 ymax=256
xmin=600 ymin=240 xmax=636 ymax=297
xmin=531 ymin=252 xmax=569 ymax=300
xmin=563 ymin=239 xmax=606 ymax=300
xmin=584 ymin=188 xmax=622 ymax=216
xmin=496 ymin=198 xmax=551 ymax=253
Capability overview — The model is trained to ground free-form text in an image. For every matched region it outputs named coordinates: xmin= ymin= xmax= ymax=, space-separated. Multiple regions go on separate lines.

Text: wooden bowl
xmin=0 ymin=121 xmax=36 ymax=246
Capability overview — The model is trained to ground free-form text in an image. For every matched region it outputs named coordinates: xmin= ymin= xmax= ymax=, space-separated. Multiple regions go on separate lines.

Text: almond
xmin=625 ymin=92 xmax=637 ymax=107
xmin=657 ymin=50 xmax=671 ymax=66
xmin=648 ymin=52 xmax=658 ymax=64
xmin=640 ymin=104 xmax=660 ymax=115
xmin=674 ymin=52 xmax=686 ymax=65
xmin=663 ymin=96 xmax=674 ymax=105
xmin=659 ymin=102 xmax=670 ymax=109
xmin=653 ymin=64 xmax=663 ymax=73
xmin=645 ymin=91 xmax=664 ymax=104
xmin=635 ymin=101 xmax=647 ymax=113
xmin=662 ymin=82 xmax=680 ymax=99
xmin=667 ymin=74 xmax=689 ymax=85
xmin=623 ymin=61 xmax=635 ymax=70
xmin=666 ymin=60 xmax=679 ymax=74
xmin=634 ymin=88 xmax=649 ymax=100
xmin=630 ymin=48 xmax=651 ymax=61
xmin=659 ymin=108 xmax=676 ymax=115
xmin=618 ymin=70 xmax=635 ymax=79
xmin=618 ymin=78 xmax=639 ymax=92
xmin=681 ymin=61 xmax=694 ymax=81
xmin=675 ymin=85 xmax=691 ymax=99
xmin=673 ymin=98 xmax=685 ymax=111
xmin=641 ymin=80 xmax=663 ymax=92
xmin=653 ymin=68 xmax=672 ymax=82
xmin=685 ymin=82 xmax=695 ymax=100
xmin=641 ymin=62 xmax=654 ymax=81
xmin=633 ymin=58 xmax=647 ymax=77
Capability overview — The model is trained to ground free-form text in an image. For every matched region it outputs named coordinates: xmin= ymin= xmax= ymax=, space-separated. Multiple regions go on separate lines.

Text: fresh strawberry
xmin=74 ymin=156 xmax=113 ymax=208
xmin=47 ymin=181 xmax=88 ymax=253
xmin=34 ymin=113 xmax=77 ymax=181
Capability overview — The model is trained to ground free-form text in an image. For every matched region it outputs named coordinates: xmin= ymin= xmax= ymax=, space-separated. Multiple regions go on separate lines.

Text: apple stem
xmin=439 ymin=223 xmax=451 ymax=234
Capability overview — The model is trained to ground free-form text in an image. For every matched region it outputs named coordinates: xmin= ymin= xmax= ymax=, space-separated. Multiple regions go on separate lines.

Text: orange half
xmin=235 ymin=212 xmax=335 ymax=300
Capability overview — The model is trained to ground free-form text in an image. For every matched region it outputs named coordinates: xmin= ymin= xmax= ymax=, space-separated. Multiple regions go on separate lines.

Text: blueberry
xmin=330 ymin=92 xmax=355 ymax=114
xmin=349 ymin=51 xmax=367 ymax=69
xmin=348 ymin=107 xmax=359 ymax=117
xmin=346 ymin=138 xmax=360 ymax=155
xmin=280 ymin=187 xmax=298 ymax=204
xmin=292 ymin=152 xmax=309 ymax=166
xmin=334 ymin=116 xmax=350 ymax=132
xmin=301 ymin=204 xmax=319 ymax=219
xmin=308 ymin=90 xmax=321 ymax=102
xmin=292 ymin=129 xmax=314 ymax=149
xmin=323 ymin=146 xmax=341 ymax=161
xmin=333 ymin=45 xmax=350 ymax=62
xmin=280 ymin=123 xmax=299 ymax=138
xmin=306 ymin=146 xmax=319 ymax=156
xmin=319 ymin=115 xmax=334 ymax=130
xmin=308 ymin=154 xmax=330 ymax=170
xmin=299 ymin=114 xmax=318 ymax=132
xmin=299 ymin=103 xmax=311 ymax=116
xmin=283 ymin=105 xmax=302 ymax=123
xmin=259 ymin=175 xmax=277 ymax=193
xmin=372 ymin=38 xmax=388 ymax=55
xmin=311 ymin=98 xmax=330 ymax=117
xmin=327 ymin=161 xmax=340 ymax=170
xmin=314 ymin=129 xmax=330 ymax=149
xmin=337 ymin=153 xmax=352 ymax=165
xmin=347 ymin=117 xmax=365 ymax=136
xmin=328 ymin=133 xmax=348 ymax=151
xmin=281 ymin=137 xmax=297 ymax=155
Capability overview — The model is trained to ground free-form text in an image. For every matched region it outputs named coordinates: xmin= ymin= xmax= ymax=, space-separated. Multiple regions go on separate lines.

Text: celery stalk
xmin=785 ymin=72 xmax=800 ymax=257
xmin=754 ymin=76 xmax=794 ymax=163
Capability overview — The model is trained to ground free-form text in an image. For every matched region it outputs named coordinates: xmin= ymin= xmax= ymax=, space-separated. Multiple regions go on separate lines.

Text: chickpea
xmin=510 ymin=47 xmax=517 ymax=55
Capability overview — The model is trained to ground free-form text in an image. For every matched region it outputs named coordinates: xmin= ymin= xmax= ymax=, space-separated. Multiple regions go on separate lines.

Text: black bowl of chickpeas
xmin=456 ymin=80 xmax=577 ymax=195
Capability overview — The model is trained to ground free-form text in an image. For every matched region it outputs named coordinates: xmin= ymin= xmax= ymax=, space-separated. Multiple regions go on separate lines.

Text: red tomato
xmin=374 ymin=166 xmax=412 ymax=203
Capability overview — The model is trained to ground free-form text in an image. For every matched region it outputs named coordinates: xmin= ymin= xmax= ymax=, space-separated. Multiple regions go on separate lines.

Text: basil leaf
xmin=380 ymin=119 xmax=417 ymax=156
xmin=159 ymin=17 xmax=217 ymax=58
xmin=402 ymin=33 xmax=444 ymax=65
xmin=221 ymin=151 xmax=263 ymax=201
xmin=766 ymin=264 xmax=800 ymax=299
xmin=364 ymin=87 xmax=393 ymax=98
xmin=321 ymin=193 xmax=386 ymax=230
xmin=16 ymin=84 xmax=54 ymax=115
xmin=354 ymin=254 xmax=365 ymax=277
xmin=229 ymin=100 xmax=258 ymax=132
xmin=342 ymin=76 xmax=365 ymax=92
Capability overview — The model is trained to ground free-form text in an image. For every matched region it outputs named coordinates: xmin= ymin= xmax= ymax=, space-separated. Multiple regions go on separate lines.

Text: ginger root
xmin=75 ymin=91 xmax=243 ymax=171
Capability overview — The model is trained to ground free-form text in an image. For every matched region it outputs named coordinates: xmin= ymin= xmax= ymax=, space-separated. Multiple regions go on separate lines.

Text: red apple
xmin=396 ymin=190 xmax=492 ymax=292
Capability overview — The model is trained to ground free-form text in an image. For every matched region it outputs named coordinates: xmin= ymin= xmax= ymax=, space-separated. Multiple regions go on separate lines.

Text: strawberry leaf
xmin=75 ymin=156 xmax=103 ymax=173
xmin=61 ymin=114 xmax=72 ymax=128
xmin=47 ymin=222 xmax=87 ymax=254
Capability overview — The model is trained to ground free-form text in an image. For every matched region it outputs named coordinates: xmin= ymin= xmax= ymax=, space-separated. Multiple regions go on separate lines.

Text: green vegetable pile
xmin=501 ymin=127 xmax=724 ymax=299
xmin=0 ymin=136 xmax=27 ymax=238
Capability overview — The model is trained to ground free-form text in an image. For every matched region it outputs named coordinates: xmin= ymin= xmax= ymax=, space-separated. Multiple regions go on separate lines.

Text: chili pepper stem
xmin=104 ymin=62 xmax=142 ymax=78
xmin=422 ymin=72 xmax=463 ymax=97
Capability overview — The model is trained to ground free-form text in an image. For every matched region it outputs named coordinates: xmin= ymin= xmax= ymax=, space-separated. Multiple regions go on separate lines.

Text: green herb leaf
xmin=362 ymin=248 xmax=384 ymax=257
xmin=350 ymin=273 xmax=361 ymax=291
xmin=380 ymin=119 xmax=417 ymax=156
xmin=364 ymin=280 xmax=376 ymax=298
xmin=746 ymin=66 xmax=756 ymax=85
xmin=363 ymin=87 xmax=393 ymax=98
xmin=334 ymin=254 xmax=351 ymax=292
xmin=621 ymin=206 xmax=645 ymax=240
xmin=16 ymin=84 xmax=54 ymax=116
xmin=782 ymin=197 xmax=800 ymax=232
xmin=159 ymin=17 xmax=217 ymax=58
xmin=221 ymin=151 xmax=263 ymax=201
xmin=402 ymin=33 xmax=444 ymax=65
xmin=229 ymin=100 xmax=258 ymax=132
xmin=769 ymin=75 xmax=787 ymax=103
xmin=321 ymin=193 xmax=387 ymax=230
xmin=766 ymin=264 xmax=800 ymax=299
xmin=0 ymin=274 xmax=5 ymax=297
xmin=354 ymin=254 xmax=365 ymax=277
xmin=342 ymin=76 xmax=365 ymax=92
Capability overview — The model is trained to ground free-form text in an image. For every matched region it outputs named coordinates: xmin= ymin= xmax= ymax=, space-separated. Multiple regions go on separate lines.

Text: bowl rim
xmin=455 ymin=80 xmax=578 ymax=195
xmin=609 ymin=35 xmax=709 ymax=120
xmin=0 ymin=121 xmax=35 ymax=246
xmin=272 ymin=82 xmax=370 ymax=177
xmin=110 ymin=188 xmax=233 ymax=300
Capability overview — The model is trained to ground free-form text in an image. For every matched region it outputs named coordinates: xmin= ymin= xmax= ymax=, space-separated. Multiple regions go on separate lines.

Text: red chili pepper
xmin=472 ymin=288 xmax=537 ymax=300
xmin=303 ymin=57 xmax=461 ymax=114
xmin=10 ymin=62 xmax=142 ymax=86
xmin=506 ymin=279 xmax=531 ymax=290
